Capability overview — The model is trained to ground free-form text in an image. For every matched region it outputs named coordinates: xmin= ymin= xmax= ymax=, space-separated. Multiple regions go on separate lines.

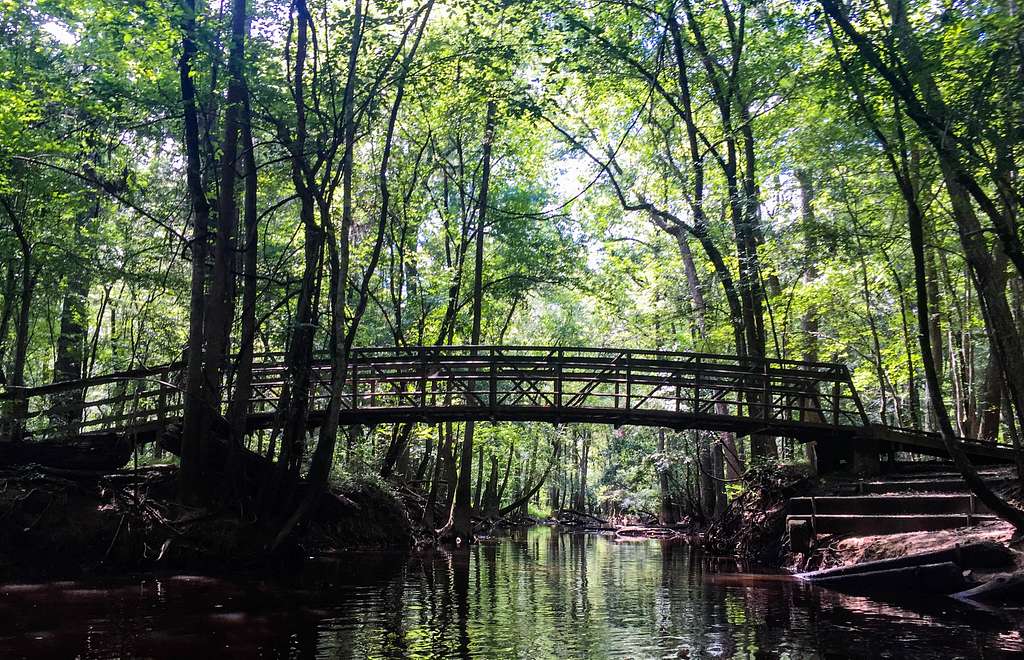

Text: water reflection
xmin=0 ymin=527 xmax=1021 ymax=658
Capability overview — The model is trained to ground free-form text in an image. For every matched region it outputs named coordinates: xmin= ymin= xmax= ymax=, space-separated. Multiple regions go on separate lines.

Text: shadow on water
xmin=0 ymin=526 xmax=1022 ymax=658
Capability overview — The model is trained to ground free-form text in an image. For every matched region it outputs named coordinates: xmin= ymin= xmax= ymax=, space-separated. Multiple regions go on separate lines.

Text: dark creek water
xmin=1 ymin=527 xmax=1022 ymax=659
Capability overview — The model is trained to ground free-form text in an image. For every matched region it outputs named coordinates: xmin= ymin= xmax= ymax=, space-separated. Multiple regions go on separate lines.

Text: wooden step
xmin=785 ymin=513 xmax=1000 ymax=535
xmin=889 ymin=461 xmax=1005 ymax=477
xmin=885 ymin=469 xmax=1006 ymax=482
xmin=856 ymin=477 xmax=1013 ymax=494
xmin=788 ymin=495 xmax=986 ymax=516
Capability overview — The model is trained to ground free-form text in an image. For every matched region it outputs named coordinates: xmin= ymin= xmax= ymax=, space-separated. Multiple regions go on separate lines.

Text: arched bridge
xmin=0 ymin=345 xmax=1016 ymax=467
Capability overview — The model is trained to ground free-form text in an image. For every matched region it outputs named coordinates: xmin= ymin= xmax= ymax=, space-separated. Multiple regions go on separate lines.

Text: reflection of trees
xmin=14 ymin=533 xmax=1022 ymax=658
xmin=432 ymin=548 xmax=457 ymax=656
xmin=654 ymin=541 xmax=737 ymax=658
xmin=375 ymin=577 xmax=408 ymax=656
xmin=452 ymin=546 xmax=472 ymax=658
xmin=285 ymin=536 xmax=1024 ymax=657
xmin=542 ymin=526 xmax=569 ymax=653
xmin=570 ymin=532 xmax=590 ymax=621
xmin=482 ymin=542 xmax=499 ymax=647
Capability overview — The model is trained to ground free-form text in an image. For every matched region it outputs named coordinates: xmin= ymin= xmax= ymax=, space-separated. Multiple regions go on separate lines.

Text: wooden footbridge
xmin=0 ymin=346 xmax=1016 ymax=468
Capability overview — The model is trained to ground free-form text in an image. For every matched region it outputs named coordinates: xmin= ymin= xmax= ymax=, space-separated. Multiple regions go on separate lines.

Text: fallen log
xmin=952 ymin=571 xmax=1024 ymax=603
xmin=614 ymin=525 xmax=681 ymax=538
xmin=798 ymin=541 xmax=1013 ymax=581
xmin=806 ymin=561 xmax=969 ymax=596
xmin=0 ymin=434 xmax=133 ymax=472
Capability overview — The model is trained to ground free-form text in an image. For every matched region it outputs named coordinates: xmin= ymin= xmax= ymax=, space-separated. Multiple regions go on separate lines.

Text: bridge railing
xmin=331 ymin=346 xmax=867 ymax=428
xmin=0 ymin=346 xmax=868 ymax=441
xmin=0 ymin=362 xmax=184 ymax=442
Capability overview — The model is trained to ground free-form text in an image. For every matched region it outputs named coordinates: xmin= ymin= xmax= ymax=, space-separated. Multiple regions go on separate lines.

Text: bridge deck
xmin=0 ymin=345 xmax=1016 ymax=465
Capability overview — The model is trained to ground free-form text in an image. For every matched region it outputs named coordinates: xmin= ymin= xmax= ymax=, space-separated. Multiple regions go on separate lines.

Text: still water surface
xmin=1 ymin=526 xmax=1022 ymax=659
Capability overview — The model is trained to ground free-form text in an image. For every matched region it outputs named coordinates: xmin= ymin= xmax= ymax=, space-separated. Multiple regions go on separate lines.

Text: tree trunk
xmin=442 ymin=427 xmax=459 ymax=514
xmin=676 ymin=231 xmax=737 ymax=488
xmin=201 ymin=0 xmax=249 ymax=449
xmin=226 ymin=92 xmax=259 ymax=486
xmin=443 ymin=99 xmax=496 ymax=542
xmin=177 ymin=0 xmax=213 ymax=500
xmin=576 ymin=431 xmax=590 ymax=512
xmin=415 ymin=430 xmax=433 ymax=483
xmin=0 ymin=260 xmax=14 ymax=384
xmin=697 ymin=433 xmax=715 ymax=518
xmin=7 ymin=235 xmax=34 ymax=441
xmin=482 ymin=454 xmax=499 ymax=517
xmin=51 ymin=200 xmax=97 ymax=432
xmin=796 ymin=170 xmax=822 ymax=468
xmin=978 ymin=349 xmax=1004 ymax=442
xmin=271 ymin=0 xmax=323 ymax=486
xmin=919 ymin=152 xmax=944 ymax=430
xmin=657 ymin=429 xmax=675 ymax=524
xmin=473 ymin=444 xmax=485 ymax=511
xmin=422 ymin=423 xmax=446 ymax=527
xmin=906 ymin=155 xmax=1024 ymax=530
xmin=856 ymin=235 xmax=889 ymax=425
xmin=492 ymin=441 xmax=514 ymax=518
xmin=886 ymin=255 xmax=922 ymax=429
xmin=519 ymin=433 xmax=538 ymax=516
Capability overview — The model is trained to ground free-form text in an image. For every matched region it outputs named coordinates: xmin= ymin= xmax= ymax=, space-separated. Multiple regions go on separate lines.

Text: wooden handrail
xmin=2 ymin=345 xmax=867 ymax=443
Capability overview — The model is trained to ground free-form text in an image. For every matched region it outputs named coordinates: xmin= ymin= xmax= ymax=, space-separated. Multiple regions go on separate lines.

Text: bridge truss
xmin=0 ymin=345 xmax=1015 ymax=464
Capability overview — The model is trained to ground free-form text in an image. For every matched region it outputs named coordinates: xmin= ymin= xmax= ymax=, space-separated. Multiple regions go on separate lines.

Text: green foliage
xmin=1 ymin=0 xmax=1021 ymax=513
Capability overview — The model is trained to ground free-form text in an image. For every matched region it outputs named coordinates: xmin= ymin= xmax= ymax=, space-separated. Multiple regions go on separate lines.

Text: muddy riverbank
xmin=0 ymin=464 xmax=412 ymax=579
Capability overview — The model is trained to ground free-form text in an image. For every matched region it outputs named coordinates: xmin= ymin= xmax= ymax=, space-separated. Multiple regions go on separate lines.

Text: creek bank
xmin=796 ymin=541 xmax=1021 ymax=599
xmin=783 ymin=462 xmax=1024 ymax=604
xmin=788 ymin=521 xmax=1024 ymax=603
xmin=0 ymin=463 xmax=412 ymax=580
xmin=702 ymin=464 xmax=815 ymax=565
xmin=685 ymin=459 xmax=1024 ymax=605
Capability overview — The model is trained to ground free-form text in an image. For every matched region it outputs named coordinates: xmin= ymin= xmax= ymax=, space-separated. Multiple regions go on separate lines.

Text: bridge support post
xmin=851 ymin=438 xmax=881 ymax=475
xmin=814 ymin=436 xmax=882 ymax=476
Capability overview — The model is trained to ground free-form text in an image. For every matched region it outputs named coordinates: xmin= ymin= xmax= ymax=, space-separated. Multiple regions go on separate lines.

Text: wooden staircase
xmin=786 ymin=466 xmax=1014 ymax=549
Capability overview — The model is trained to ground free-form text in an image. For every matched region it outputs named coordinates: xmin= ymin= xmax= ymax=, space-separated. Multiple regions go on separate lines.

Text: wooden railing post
xmin=693 ymin=356 xmax=701 ymax=413
xmin=625 ymin=350 xmax=632 ymax=411
xmin=555 ymin=347 xmax=563 ymax=412
xmin=489 ymin=346 xmax=497 ymax=412
xmin=832 ymin=375 xmax=841 ymax=427
xmin=763 ymin=360 xmax=772 ymax=421
xmin=351 ymin=359 xmax=359 ymax=411
xmin=419 ymin=346 xmax=427 ymax=409
xmin=157 ymin=382 xmax=167 ymax=426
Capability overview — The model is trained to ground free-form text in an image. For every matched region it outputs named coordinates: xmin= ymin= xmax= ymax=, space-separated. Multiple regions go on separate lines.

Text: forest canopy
xmin=1 ymin=0 xmax=1023 ymax=532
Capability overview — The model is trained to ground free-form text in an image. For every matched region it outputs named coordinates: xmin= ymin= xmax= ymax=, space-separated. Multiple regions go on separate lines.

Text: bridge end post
xmin=814 ymin=433 xmax=882 ymax=476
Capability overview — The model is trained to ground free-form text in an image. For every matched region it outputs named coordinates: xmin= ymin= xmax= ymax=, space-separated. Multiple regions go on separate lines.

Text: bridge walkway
xmin=0 ymin=345 xmax=1015 ymax=466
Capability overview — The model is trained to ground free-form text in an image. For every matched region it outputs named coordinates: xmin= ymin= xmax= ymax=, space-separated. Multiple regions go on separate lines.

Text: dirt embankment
xmin=796 ymin=520 xmax=1019 ymax=573
xmin=0 ymin=465 xmax=413 ymax=579
xmin=782 ymin=465 xmax=1024 ymax=603
xmin=702 ymin=464 xmax=816 ymax=566
xmin=788 ymin=465 xmax=1023 ymax=575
